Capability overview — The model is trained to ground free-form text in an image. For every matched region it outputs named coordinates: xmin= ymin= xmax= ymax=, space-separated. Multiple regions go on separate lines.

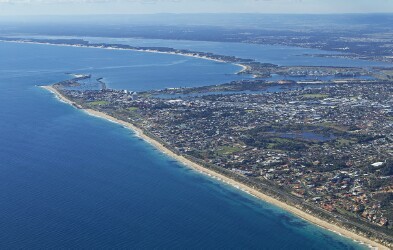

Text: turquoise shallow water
xmin=0 ymin=41 xmax=368 ymax=249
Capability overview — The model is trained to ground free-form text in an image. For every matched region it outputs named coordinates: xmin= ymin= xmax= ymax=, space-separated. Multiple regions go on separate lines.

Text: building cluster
xmin=61 ymin=82 xmax=393 ymax=230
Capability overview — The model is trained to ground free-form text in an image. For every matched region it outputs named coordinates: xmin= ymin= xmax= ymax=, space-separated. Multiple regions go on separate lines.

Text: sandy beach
xmin=2 ymin=40 xmax=248 ymax=74
xmin=41 ymin=85 xmax=388 ymax=250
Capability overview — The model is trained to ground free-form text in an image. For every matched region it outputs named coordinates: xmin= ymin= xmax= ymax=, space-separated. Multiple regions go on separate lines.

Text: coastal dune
xmin=42 ymin=85 xmax=388 ymax=250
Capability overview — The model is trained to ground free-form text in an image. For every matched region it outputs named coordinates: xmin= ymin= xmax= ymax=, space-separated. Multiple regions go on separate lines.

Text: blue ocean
xmin=0 ymin=41 xmax=369 ymax=249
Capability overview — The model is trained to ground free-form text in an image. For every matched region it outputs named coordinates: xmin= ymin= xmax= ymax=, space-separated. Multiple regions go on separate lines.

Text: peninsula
xmin=3 ymin=37 xmax=391 ymax=84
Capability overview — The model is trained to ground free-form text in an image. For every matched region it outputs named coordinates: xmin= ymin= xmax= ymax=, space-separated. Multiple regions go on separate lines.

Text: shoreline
xmin=42 ymin=85 xmax=388 ymax=250
xmin=1 ymin=40 xmax=248 ymax=74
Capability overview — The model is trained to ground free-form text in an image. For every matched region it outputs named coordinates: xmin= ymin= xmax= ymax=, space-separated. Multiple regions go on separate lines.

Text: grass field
xmin=217 ymin=146 xmax=242 ymax=155
xmin=127 ymin=107 xmax=139 ymax=112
